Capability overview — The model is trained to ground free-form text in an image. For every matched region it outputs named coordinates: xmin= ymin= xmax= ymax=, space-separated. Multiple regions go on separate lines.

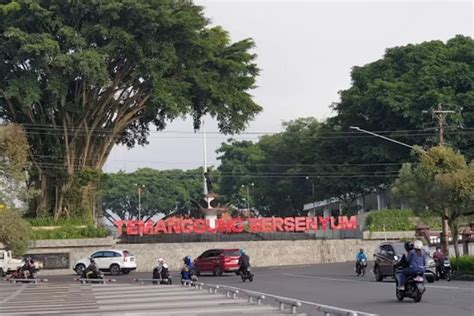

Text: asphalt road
xmin=41 ymin=262 xmax=473 ymax=316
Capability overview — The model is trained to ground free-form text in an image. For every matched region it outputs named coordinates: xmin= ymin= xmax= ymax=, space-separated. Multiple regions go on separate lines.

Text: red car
xmin=193 ymin=249 xmax=241 ymax=276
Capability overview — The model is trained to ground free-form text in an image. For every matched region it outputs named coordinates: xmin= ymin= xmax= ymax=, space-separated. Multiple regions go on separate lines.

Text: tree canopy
xmin=0 ymin=0 xmax=260 ymax=219
xmin=216 ymin=36 xmax=474 ymax=216
xmin=392 ymin=146 xmax=474 ymax=257
xmin=0 ymin=123 xmax=33 ymax=209
xmin=102 ymin=167 xmax=206 ymax=219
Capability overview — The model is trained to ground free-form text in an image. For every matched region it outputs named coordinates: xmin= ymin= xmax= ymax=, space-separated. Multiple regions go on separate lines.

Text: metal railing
xmin=182 ymin=282 xmax=378 ymax=316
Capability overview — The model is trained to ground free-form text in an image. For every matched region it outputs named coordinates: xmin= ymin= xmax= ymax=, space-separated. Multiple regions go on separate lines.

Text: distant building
xmin=303 ymin=188 xmax=407 ymax=217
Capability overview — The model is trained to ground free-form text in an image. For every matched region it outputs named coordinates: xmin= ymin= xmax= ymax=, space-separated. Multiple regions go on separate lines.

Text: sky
xmin=103 ymin=0 xmax=473 ymax=173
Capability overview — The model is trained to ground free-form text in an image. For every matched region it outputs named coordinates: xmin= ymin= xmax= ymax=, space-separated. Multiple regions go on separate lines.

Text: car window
xmin=91 ymin=252 xmax=104 ymax=258
xmin=393 ymin=244 xmax=406 ymax=255
xmin=380 ymin=245 xmax=390 ymax=254
xmin=386 ymin=246 xmax=395 ymax=255
xmin=224 ymin=250 xmax=240 ymax=257
xmin=114 ymin=252 xmax=122 ymax=257
xmin=208 ymin=250 xmax=220 ymax=257
xmin=103 ymin=251 xmax=116 ymax=258
xmin=0 ymin=252 xmax=4 ymax=260
xmin=198 ymin=251 xmax=211 ymax=259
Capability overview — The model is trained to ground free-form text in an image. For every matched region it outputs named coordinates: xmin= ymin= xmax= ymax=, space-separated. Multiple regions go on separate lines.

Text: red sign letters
xmin=114 ymin=216 xmax=358 ymax=236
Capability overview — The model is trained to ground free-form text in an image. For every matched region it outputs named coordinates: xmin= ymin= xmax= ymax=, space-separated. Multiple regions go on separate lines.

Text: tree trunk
xmin=449 ymin=222 xmax=460 ymax=258
xmin=442 ymin=208 xmax=450 ymax=256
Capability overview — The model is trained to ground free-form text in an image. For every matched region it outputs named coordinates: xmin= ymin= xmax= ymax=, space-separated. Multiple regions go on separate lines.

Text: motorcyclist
xmin=154 ymin=258 xmax=169 ymax=280
xmin=181 ymin=256 xmax=193 ymax=280
xmin=355 ymin=249 xmax=368 ymax=274
xmin=19 ymin=257 xmax=36 ymax=278
xmin=398 ymin=240 xmax=426 ymax=290
xmin=394 ymin=241 xmax=413 ymax=286
xmin=84 ymin=258 xmax=100 ymax=279
xmin=432 ymin=246 xmax=445 ymax=278
xmin=238 ymin=249 xmax=251 ymax=275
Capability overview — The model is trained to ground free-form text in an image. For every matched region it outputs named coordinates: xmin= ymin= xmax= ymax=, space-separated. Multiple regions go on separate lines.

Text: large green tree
xmin=0 ymin=0 xmax=260 ymax=219
xmin=0 ymin=123 xmax=35 ymax=209
xmin=392 ymin=146 xmax=474 ymax=257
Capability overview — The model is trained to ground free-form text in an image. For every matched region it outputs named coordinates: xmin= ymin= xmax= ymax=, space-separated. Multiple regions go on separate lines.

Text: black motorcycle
xmin=436 ymin=257 xmax=452 ymax=281
xmin=240 ymin=267 xmax=253 ymax=282
xmin=82 ymin=269 xmax=104 ymax=280
xmin=396 ymin=272 xmax=426 ymax=303
xmin=152 ymin=266 xmax=172 ymax=285
xmin=356 ymin=259 xmax=367 ymax=277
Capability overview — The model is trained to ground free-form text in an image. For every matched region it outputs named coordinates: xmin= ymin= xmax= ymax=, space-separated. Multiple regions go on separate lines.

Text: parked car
xmin=373 ymin=242 xmax=436 ymax=283
xmin=73 ymin=249 xmax=136 ymax=276
xmin=193 ymin=249 xmax=241 ymax=276
xmin=0 ymin=250 xmax=24 ymax=277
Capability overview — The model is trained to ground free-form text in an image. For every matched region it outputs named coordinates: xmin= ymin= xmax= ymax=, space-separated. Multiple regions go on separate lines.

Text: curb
xmin=452 ymin=274 xmax=474 ymax=281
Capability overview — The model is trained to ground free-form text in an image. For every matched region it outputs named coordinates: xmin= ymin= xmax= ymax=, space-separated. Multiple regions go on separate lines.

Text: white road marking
xmin=281 ymin=273 xmax=474 ymax=291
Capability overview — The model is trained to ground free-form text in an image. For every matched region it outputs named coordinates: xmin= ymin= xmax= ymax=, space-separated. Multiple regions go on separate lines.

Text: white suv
xmin=73 ymin=249 xmax=136 ymax=276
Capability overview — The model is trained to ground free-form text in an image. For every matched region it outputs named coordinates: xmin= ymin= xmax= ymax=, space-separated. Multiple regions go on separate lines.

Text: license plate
xmin=130 ymin=258 xmax=135 ymax=262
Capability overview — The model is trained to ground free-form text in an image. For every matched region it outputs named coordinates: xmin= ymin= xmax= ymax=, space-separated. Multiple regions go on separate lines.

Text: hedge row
xmin=27 ymin=216 xmax=94 ymax=227
xmin=365 ymin=209 xmax=444 ymax=232
xmin=451 ymin=256 xmax=474 ymax=276
xmin=32 ymin=225 xmax=108 ymax=240
xmin=365 ymin=209 xmax=415 ymax=232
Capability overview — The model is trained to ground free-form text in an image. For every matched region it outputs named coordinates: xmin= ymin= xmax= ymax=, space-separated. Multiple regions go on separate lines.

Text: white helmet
xmin=157 ymin=258 xmax=164 ymax=264
xmin=414 ymin=240 xmax=423 ymax=250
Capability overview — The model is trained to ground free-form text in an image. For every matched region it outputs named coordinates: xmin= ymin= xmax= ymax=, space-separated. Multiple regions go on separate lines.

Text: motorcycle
xmin=396 ymin=272 xmax=426 ymax=303
xmin=181 ymin=266 xmax=198 ymax=285
xmin=152 ymin=264 xmax=172 ymax=285
xmin=81 ymin=269 xmax=104 ymax=280
xmin=356 ymin=259 xmax=367 ymax=277
xmin=10 ymin=259 xmax=39 ymax=281
xmin=436 ymin=257 xmax=452 ymax=281
xmin=240 ymin=267 xmax=253 ymax=282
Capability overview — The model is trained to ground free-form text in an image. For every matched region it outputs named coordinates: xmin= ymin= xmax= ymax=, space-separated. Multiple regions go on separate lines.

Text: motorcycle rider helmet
xmin=404 ymin=241 xmax=414 ymax=252
xmin=240 ymin=249 xmax=246 ymax=255
xmin=414 ymin=240 xmax=423 ymax=250
xmin=158 ymin=258 xmax=164 ymax=264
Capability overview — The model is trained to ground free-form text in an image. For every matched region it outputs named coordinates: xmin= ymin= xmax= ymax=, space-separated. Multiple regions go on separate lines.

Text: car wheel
xmin=213 ymin=266 xmax=223 ymax=276
xmin=110 ymin=264 xmax=121 ymax=276
xmin=374 ymin=266 xmax=384 ymax=282
xmin=75 ymin=264 xmax=86 ymax=276
xmin=122 ymin=269 xmax=130 ymax=275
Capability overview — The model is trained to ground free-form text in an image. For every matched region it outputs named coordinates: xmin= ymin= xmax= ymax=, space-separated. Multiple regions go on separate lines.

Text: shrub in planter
xmin=451 ymin=256 xmax=474 ymax=276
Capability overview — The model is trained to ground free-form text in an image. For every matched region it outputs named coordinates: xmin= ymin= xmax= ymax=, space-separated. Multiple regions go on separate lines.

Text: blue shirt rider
xmin=356 ymin=249 xmax=368 ymax=262
xmin=398 ymin=240 xmax=426 ymax=290
xmin=181 ymin=256 xmax=194 ymax=280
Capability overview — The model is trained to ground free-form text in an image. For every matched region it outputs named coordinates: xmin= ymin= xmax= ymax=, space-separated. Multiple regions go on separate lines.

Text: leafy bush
xmin=27 ymin=216 xmax=94 ymax=227
xmin=0 ymin=208 xmax=31 ymax=256
xmin=451 ymin=256 xmax=474 ymax=275
xmin=32 ymin=225 xmax=108 ymax=240
xmin=365 ymin=209 xmax=415 ymax=232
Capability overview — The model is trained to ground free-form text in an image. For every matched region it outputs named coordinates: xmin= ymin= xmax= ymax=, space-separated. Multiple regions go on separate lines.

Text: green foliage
xmin=103 ymin=168 xmax=207 ymax=217
xmin=365 ymin=209 xmax=415 ymax=232
xmin=0 ymin=208 xmax=31 ymax=256
xmin=451 ymin=256 xmax=474 ymax=275
xmin=27 ymin=216 xmax=94 ymax=227
xmin=0 ymin=0 xmax=260 ymax=219
xmin=32 ymin=225 xmax=108 ymax=240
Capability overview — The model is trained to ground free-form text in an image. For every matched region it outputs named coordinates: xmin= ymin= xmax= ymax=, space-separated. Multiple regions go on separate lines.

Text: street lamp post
xmin=305 ymin=176 xmax=316 ymax=214
xmin=135 ymin=184 xmax=145 ymax=220
xmin=241 ymin=183 xmax=254 ymax=210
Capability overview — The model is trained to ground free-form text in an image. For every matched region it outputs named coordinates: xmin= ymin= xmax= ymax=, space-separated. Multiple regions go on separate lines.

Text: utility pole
xmin=431 ymin=103 xmax=455 ymax=256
